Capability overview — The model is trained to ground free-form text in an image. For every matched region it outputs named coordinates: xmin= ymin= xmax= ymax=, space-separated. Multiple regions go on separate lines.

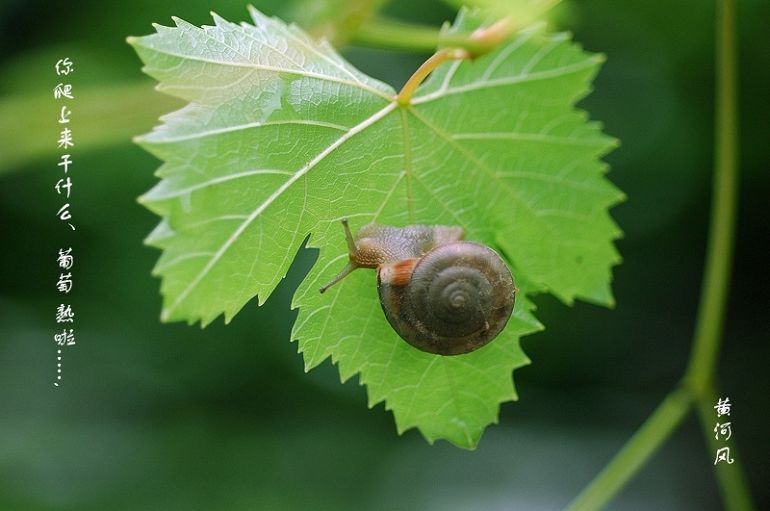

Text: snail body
xmin=320 ymin=220 xmax=516 ymax=356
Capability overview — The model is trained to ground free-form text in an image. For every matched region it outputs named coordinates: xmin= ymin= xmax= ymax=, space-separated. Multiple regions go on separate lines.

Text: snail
xmin=319 ymin=219 xmax=516 ymax=356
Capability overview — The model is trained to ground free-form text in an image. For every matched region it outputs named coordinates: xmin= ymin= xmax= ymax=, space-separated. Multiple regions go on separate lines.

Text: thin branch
xmin=352 ymin=16 xmax=515 ymax=55
xmin=565 ymin=0 xmax=754 ymax=509
xmin=685 ymin=0 xmax=755 ymax=507
xmin=694 ymin=383 xmax=755 ymax=511
xmin=564 ymin=388 xmax=692 ymax=511
xmin=683 ymin=0 xmax=739 ymax=395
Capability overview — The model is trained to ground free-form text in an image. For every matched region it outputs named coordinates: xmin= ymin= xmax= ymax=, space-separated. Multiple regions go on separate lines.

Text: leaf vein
xmin=162 ymin=102 xmax=397 ymax=320
xmin=146 ymin=119 xmax=349 ymax=144
xmin=412 ymin=58 xmax=598 ymax=105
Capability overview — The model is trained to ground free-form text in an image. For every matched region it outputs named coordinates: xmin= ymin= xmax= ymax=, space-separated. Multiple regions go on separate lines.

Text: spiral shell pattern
xmin=378 ymin=242 xmax=515 ymax=355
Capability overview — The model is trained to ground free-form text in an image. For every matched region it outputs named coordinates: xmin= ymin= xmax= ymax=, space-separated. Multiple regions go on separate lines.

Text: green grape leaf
xmin=129 ymin=7 xmax=621 ymax=448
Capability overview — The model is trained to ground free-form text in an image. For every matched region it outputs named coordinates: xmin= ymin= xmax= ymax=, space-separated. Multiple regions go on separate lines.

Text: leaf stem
xmin=396 ymin=48 xmax=470 ymax=105
xmin=394 ymin=17 xmax=517 ymax=105
xmin=564 ymin=388 xmax=692 ymax=511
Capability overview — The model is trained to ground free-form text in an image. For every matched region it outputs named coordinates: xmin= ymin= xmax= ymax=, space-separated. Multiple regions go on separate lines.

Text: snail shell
xmin=320 ymin=220 xmax=516 ymax=356
xmin=378 ymin=242 xmax=515 ymax=355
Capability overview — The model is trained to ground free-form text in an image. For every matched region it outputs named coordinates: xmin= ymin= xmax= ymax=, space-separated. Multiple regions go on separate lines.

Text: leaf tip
xmin=247 ymin=4 xmax=266 ymax=24
xmin=451 ymin=435 xmax=478 ymax=451
xmin=199 ymin=314 xmax=218 ymax=328
xmin=209 ymin=11 xmax=225 ymax=25
xmin=557 ymin=292 xmax=576 ymax=307
xmin=170 ymin=16 xmax=194 ymax=30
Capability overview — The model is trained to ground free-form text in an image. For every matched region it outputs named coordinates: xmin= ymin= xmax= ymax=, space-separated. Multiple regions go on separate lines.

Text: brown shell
xmin=377 ymin=242 xmax=516 ymax=356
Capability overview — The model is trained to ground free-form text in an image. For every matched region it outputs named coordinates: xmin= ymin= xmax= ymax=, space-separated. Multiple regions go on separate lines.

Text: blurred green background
xmin=1 ymin=0 xmax=768 ymax=509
